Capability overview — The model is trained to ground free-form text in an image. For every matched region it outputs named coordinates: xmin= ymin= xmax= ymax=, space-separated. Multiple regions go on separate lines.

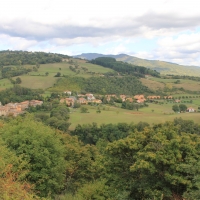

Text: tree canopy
xmin=90 ymin=57 xmax=160 ymax=77
xmin=104 ymin=122 xmax=200 ymax=199
xmin=0 ymin=115 xmax=66 ymax=197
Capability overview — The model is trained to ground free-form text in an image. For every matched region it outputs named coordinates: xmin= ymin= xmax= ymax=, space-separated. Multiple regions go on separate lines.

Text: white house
xmin=187 ymin=107 xmax=196 ymax=112
xmin=64 ymin=90 xmax=72 ymax=95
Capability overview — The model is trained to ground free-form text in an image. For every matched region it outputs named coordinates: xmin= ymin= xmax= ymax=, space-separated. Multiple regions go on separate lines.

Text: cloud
xmin=134 ymin=33 xmax=200 ymax=66
xmin=1 ymin=0 xmax=200 ymax=66
xmin=0 ymin=34 xmax=37 ymax=50
xmin=105 ymin=44 xmax=130 ymax=55
xmin=1 ymin=0 xmax=200 ymax=42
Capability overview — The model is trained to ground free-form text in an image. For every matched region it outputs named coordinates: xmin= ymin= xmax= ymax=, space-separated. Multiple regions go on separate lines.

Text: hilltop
xmin=74 ymin=53 xmax=200 ymax=76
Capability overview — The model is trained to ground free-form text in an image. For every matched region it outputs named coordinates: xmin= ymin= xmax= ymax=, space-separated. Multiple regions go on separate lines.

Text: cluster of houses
xmin=0 ymin=100 xmax=43 ymax=117
xmin=61 ymin=92 xmax=184 ymax=106
xmin=60 ymin=92 xmax=147 ymax=106
xmin=62 ymin=91 xmax=197 ymax=112
xmin=60 ymin=93 xmax=102 ymax=106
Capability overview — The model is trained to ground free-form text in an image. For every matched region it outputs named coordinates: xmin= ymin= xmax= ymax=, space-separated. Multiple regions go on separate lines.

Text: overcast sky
xmin=1 ymin=0 xmax=200 ymax=66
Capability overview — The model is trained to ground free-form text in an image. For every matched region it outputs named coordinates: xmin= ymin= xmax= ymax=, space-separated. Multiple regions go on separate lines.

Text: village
xmin=0 ymin=91 xmax=196 ymax=118
xmin=61 ymin=91 xmax=197 ymax=112
xmin=0 ymin=100 xmax=43 ymax=117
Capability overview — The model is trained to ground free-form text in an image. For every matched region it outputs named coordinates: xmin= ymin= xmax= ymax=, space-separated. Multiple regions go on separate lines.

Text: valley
xmin=1 ymin=50 xmax=200 ymax=199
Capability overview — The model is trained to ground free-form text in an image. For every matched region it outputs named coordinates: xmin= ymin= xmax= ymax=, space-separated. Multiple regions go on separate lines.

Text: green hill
xmin=75 ymin=53 xmax=200 ymax=76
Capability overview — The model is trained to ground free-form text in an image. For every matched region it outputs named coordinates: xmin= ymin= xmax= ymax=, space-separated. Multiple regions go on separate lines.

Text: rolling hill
xmin=74 ymin=53 xmax=200 ymax=76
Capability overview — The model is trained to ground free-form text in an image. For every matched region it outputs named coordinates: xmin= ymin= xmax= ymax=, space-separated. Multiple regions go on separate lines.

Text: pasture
xmin=142 ymin=77 xmax=200 ymax=92
xmin=0 ymin=59 xmax=114 ymax=90
xmin=68 ymin=102 xmax=200 ymax=130
xmin=19 ymin=75 xmax=60 ymax=89
xmin=29 ymin=60 xmax=114 ymax=78
xmin=0 ymin=79 xmax=13 ymax=91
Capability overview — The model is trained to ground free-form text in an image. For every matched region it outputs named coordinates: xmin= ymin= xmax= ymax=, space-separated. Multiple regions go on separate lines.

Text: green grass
xmin=0 ymin=79 xmax=13 ymax=91
xmin=19 ymin=75 xmax=60 ymax=89
xmin=29 ymin=61 xmax=113 ymax=77
xmin=11 ymin=60 xmax=114 ymax=90
xmin=68 ymin=103 xmax=200 ymax=130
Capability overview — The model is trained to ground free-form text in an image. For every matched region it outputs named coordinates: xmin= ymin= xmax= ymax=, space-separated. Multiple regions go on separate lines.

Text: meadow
xmin=0 ymin=79 xmax=13 ymax=91
xmin=68 ymin=102 xmax=200 ymax=130
xmin=1 ymin=58 xmax=200 ymax=130
xmin=0 ymin=60 xmax=114 ymax=90
xmin=142 ymin=77 xmax=200 ymax=92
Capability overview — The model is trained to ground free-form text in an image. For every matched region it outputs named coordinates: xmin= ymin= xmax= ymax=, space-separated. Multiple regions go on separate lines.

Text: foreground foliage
xmin=105 ymin=122 xmax=200 ymax=199
xmin=0 ymin=115 xmax=66 ymax=197
xmin=1 ymin=116 xmax=200 ymax=199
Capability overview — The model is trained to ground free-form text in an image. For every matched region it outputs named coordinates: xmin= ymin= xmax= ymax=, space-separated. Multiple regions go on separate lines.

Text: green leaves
xmin=0 ymin=115 xmax=66 ymax=197
xmin=104 ymin=122 xmax=200 ymax=199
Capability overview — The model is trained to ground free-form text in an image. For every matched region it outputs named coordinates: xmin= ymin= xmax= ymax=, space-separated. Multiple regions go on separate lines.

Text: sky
xmin=1 ymin=0 xmax=200 ymax=66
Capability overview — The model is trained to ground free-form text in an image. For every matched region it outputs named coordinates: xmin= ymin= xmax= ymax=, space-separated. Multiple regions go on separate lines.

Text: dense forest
xmin=0 ymin=50 xmax=70 ymax=66
xmin=51 ymin=75 xmax=153 ymax=95
xmin=1 ymin=116 xmax=200 ymax=199
xmin=90 ymin=57 xmax=160 ymax=77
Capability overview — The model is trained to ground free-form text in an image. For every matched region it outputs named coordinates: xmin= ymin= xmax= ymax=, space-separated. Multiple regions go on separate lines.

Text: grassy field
xmin=19 ymin=76 xmax=60 ymax=90
xmin=142 ymin=77 xmax=200 ymax=92
xmin=0 ymin=59 xmax=115 ymax=91
xmin=140 ymin=78 xmax=165 ymax=90
xmin=29 ymin=60 xmax=113 ymax=77
xmin=0 ymin=79 xmax=13 ymax=91
xmin=68 ymin=103 xmax=200 ymax=130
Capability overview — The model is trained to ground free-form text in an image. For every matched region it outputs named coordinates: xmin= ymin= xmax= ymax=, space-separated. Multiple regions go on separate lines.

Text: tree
xmin=179 ymin=104 xmax=187 ymax=112
xmin=0 ymin=137 xmax=40 ymax=199
xmin=0 ymin=115 xmax=66 ymax=197
xmin=172 ymin=104 xmax=179 ymax=112
xmin=15 ymin=77 xmax=22 ymax=84
xmin=54 ymin=72 xmax=61 ymax=77
xmin=80 ymin=107 xmax=88 ymax=113
xmin=45 ymin=72 xmax=49 ymax=76
xmin=96 ymin=107 xmax=101 ymax=113
xmin=63 ymin=134 xmax=102 ymax=193
xmin=104 ymin=122 xmax=200 ymax=199
xmin=74 ymin=101 xmax=81 ymax=108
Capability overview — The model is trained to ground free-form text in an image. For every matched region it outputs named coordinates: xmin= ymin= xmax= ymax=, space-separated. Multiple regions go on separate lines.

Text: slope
xmin=74 ymin=53 xmax=200 ymax=76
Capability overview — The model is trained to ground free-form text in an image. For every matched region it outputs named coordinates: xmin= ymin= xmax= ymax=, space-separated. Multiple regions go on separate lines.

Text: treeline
xmin=121 ymin=101 xmax=148 ymax=110
xmin=51 ymin=75 xmax=153 ymax=95
xmin=166 ymin=74 xmax=200 ymax=81
xmin=1 ymin=117 xmax=200 ymax=199
xmin=71 ymin=122 xmax=150 ymax=145
xmin=90 ymin=57 xmax=160 ymax=77
xmin=0 ymin=85 xmax=43 ymax=105
xmin=2 ymin=66 xmax=32 ymax=78
xmin=0 ymin=50 xmax=70 ymax=66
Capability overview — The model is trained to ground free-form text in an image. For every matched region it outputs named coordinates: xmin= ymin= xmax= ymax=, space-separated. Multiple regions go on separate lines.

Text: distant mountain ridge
xmin=74 ymin=53 xmax=200 ymax=76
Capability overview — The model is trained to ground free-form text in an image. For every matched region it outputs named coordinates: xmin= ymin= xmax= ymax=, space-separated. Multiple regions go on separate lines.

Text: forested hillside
xmin=90 ymin=57 xmax=160 ymax=77
xmin=0 ymin=50 xmax=70 ymax=66
xmin=50 ymin=75 xmax=153 ymax=95
xmin=76 ymin=53 xmax=200 ymax=76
